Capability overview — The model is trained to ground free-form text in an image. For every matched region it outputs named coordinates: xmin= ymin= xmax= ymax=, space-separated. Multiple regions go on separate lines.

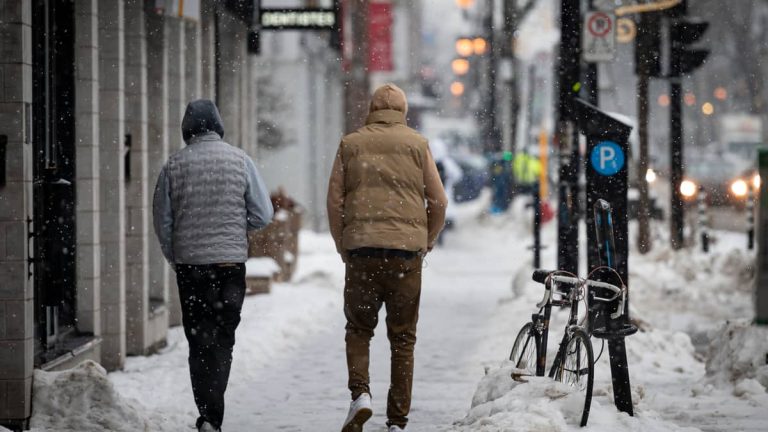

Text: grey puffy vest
xmin=167 ymin=133 xmax=250 ymax=264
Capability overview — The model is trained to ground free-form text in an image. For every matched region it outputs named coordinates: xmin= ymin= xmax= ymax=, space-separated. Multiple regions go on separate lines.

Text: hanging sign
xmin=582 ymin=11 xmax=616 ymax=62
xmin=368 ymin=2 xmax=393 ymax=71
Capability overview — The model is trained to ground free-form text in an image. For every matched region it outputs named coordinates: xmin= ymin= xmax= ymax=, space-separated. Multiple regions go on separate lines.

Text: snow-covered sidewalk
xmin=19 ymin=196 xmax=768 ymax=431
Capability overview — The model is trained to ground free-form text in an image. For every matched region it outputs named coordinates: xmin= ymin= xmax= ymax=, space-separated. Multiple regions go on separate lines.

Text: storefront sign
xmin=260 ymin=8 xmax=337 ymax=30
xmin=368 ymin=2 xmax=393 ymax=71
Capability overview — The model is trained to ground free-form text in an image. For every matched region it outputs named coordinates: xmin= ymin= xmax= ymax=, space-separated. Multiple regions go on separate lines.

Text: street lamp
xmin=473 ymin=37 xmax=487 ymax=55
xmin=714 ymin=87 xmax=727 ymax=100
xmin=451 ymin=58 xmax=470 ymax=75
xmin=450 ymin=81 xmax=465 ymax=96
xmin=455 ymin=0 xmax=475 ymax=9
xmin=456 ymin=38 xmax=474 ymax=57
xmin=701 ymin=102 xmax=714 ymax=116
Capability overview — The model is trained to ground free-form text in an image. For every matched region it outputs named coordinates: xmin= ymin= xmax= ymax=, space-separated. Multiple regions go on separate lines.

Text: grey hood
xmin=181 ymin=99 xmax=225 ymax=142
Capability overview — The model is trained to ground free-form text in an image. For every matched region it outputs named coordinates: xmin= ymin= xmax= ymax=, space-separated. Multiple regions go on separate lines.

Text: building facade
xmin=0 ymin=1 xmax=261 ymax=429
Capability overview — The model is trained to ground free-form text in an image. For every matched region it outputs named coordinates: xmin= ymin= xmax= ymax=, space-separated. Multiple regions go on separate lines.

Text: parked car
xmin=453 ymin=153 xmax=489 ymax=203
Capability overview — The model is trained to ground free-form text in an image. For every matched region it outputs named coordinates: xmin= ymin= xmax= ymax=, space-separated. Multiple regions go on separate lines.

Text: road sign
xmin=583 ymin=11 xmax=616 ymax=62
xmin=592 ymin=0 xmax=616 ymax=12
xmin=616 ymin=18 xmax=637 ymax=43
xmin=590 ymin=140 xmax=625 ymax=176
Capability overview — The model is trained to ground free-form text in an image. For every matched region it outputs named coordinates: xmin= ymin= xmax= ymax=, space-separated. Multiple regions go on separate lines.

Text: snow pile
xmin=29 ymin=360 xmax=155 ymax=432
xmin=453 ymin=365 xmax=700 ymax=432
xmin=629 ymin=241 xmax=755 ymax=343
xmin=705 ymin=320 xmax=768 ymax=391
xmin=245 ymin=257 xmax=280 ymax=277
xmin=622 ymin=329 xmax=700 ymax=379
xmin=644 ymin=245 xmax=754 ymax=286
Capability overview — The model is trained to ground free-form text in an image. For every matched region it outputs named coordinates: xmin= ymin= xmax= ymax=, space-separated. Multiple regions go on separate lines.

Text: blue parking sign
xmin=590 ymin=140 xmax=625 ymax=176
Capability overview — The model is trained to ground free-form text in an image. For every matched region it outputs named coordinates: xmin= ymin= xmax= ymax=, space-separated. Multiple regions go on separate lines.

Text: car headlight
xmin=731 ymin=179 xmax=748 ymax=197
xmin=680 ymin=180 xmax=697 ymax=198
xmin=753 ymin=174 xmax=761 ymax=190
xmin=645 ymin=168 xmax=657 ymax=184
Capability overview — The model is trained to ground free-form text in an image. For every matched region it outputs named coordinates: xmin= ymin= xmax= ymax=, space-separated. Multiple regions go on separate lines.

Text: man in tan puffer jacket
xmin=327 ymin=84 xmax=447 ymax=432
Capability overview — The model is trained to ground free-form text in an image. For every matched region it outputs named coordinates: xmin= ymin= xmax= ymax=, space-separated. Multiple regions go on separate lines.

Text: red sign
xmin=368 ymin=2 xmax=393 ymax=72
xmin=587 ymin=12 xmax=612 ymax=37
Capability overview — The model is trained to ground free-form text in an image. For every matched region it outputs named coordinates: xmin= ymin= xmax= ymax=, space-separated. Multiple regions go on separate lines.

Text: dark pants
xmin=176 ymin=263 xmax=246 ymax=430
xmin=344 ymin=252 xmax=422 ymax=428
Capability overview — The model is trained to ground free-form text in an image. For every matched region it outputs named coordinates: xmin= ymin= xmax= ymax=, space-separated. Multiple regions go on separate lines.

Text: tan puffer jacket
xmin=326 ymin=84 xmax=447 ymax=254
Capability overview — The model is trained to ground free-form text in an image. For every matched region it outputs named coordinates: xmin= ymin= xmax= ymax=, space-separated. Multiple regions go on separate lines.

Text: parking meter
xmin=573 ymin=99 xmax=632 ymax=284
xmin=573 ymin=99 xmax=636 ymax=417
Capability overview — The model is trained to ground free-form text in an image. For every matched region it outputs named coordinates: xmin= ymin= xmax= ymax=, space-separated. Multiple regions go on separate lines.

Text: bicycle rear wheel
xmin=509 ymin=322 xmax=539 ymax=378
xmin=552 ymin=328 xmax=594 ymax=427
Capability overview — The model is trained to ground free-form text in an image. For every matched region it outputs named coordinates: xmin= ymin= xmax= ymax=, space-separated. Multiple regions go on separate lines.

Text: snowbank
xmin=629 ymin=237 xmax=755 ymax=348
xmin=29 ymin=360 xmax=156 ymax=432
xmin=705 ymin=320 xmax=768 ymax=390
xmin=454 ymin=365 xmax=700 ymax=432
xmin=245 ymin=257 xmax=280 ymax=277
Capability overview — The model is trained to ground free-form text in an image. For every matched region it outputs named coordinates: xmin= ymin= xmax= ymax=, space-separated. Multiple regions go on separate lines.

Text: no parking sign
xmin=583 ymin=11 xmax=616 ymax=62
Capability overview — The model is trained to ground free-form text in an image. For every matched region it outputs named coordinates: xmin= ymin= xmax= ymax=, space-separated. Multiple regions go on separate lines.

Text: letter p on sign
xmin=591 ymin=140 xmax=625 ymax=176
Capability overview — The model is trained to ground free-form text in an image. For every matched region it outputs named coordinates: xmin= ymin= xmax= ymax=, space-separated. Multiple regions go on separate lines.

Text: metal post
xmin=698 ymin=187 xmax=709 ymax=253
xmin=756 ymin=148 xmax=768 ymax=325
xmin=748 ymin=185 xmax=755 ymax=250
xmin=532 ymin=186 xmax=542 ymax=268
xmin=669 ymin=77 xmax=685 ymax=249
xmin=344 ymin=0 xmax=370 ymax=133
xmin=486 ymin=0 xmax=501 ymax=152
xmin=556 ymin=0 xmax=581 ymax=275
xmin=635 ymin=11 xmax=660 ymax=254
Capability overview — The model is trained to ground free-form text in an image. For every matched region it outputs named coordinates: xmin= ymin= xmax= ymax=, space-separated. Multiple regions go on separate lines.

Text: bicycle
xmin=508 ymin=268 xmax=627 ymax=427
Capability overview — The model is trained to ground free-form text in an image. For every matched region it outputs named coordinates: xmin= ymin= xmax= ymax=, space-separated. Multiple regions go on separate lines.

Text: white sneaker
xmin=198 ymin=421 xmax=219 ymax=432
xmin=341 ymin=393 xmax=373 ymax=432
xmin=388 ymin=426 xmax=407 ymax=432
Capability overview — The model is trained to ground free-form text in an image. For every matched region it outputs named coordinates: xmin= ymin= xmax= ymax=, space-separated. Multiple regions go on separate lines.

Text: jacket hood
xmin=369 ymin=84 xmax=408 ymax=115
xmin=181 ymin=99 xmax=225 ymax=142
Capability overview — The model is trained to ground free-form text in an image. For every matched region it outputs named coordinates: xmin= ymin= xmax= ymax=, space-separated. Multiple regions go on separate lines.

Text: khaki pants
xmin=344 ymin=254 xmax=423 ymax=428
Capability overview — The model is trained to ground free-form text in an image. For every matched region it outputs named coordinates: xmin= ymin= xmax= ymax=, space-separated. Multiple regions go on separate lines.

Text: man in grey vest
xmin=153 ymin=99 xmax=273 ymax=432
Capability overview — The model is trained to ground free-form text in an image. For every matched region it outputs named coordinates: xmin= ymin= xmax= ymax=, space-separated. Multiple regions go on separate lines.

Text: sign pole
xmin=556 ymin=0 xmax=581 ymax=277
xmin=757 ymin=148 xmax=768 ymax=325
xmin=669 ymin=77 xmax=685 ymax=249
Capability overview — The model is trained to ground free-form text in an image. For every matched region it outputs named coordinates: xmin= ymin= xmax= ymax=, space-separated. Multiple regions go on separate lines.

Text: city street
xmin=2 ymin=1 xmax=768 ymax=431
xmin=17 ymin=197 xmax=766 ymax=431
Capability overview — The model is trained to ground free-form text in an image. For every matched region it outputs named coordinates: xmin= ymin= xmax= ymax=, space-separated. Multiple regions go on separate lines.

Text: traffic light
xmin=669 ymin=19 xmax=709 ymax=76
xmin=634 ymin=14 xmax=662 ymax=77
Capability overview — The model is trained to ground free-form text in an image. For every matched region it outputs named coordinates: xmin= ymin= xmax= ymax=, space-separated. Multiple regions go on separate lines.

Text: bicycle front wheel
xmin=509 ymin=322 xmax=539 ymax=378
xmin=552 ymin=328 xmax=594 ymax=427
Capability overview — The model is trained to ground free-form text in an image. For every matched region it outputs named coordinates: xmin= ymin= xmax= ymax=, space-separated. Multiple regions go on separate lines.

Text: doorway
xmin=31 ymin=0 xmax=79 ymax=365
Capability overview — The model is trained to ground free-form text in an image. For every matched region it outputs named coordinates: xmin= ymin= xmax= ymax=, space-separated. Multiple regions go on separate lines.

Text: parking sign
xmin=590 ymin=140 xmax=625 ymax=176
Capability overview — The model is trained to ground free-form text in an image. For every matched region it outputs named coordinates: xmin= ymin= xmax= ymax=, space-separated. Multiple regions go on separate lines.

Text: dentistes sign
xmin=259 ymin=8 xmax=337 ymax=30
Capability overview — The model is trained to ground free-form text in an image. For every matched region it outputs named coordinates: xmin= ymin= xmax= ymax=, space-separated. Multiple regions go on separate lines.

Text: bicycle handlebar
xmin=532 ymin=269 xmax=626 ymax=319
xmin=532 ymin=269 xmax=555 ymax=284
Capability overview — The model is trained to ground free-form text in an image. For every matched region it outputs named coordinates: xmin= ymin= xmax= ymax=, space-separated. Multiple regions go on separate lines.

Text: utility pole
xmin=668 ymin=7 xmax=709 ymax=249
xmin=503 ymin=0 xmax=537 ymax=154
xmin=556 ymin=0 xmax=581 ymax=275
xmin=585 ymin=2 xmax=598 ymax=107
xmin=344 ymin=0 xmax=370 ymax=133
xmin=485 ymin=0 xmax=501 ymax=152
xmin=635 ymin=12 xmax=661 ymax=253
